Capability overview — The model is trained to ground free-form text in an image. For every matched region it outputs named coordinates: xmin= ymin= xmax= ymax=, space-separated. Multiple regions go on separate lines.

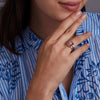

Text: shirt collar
xmin=23 ymin=27 xmax=43 ymax=51
xmin=16 ymin=24 xmax=86 ymax=54
xmin=15 ymin=27 xmax=43 ymax=53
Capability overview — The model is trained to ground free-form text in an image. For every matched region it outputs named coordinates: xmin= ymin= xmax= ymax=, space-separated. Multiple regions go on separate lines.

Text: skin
xmin=26 ymin=0 xmax=90 ymax=100
xmin=30 ymin=0 xmax=87 ymax=39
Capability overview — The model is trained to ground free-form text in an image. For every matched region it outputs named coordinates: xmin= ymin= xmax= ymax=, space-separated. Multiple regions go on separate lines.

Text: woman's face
xmin=33 ymin=0 xmax=87 ymax=21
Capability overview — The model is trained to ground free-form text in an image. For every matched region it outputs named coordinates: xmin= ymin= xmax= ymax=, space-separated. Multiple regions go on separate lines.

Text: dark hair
xmin=0 ymin=0 xmax=85 ymax=53
xmin=0 ymin=0 xmax=30 ymax=53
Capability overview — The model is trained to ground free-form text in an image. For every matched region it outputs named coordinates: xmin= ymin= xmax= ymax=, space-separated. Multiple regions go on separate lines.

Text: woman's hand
xmin=26 ymin=11 xmax=91 ymax=100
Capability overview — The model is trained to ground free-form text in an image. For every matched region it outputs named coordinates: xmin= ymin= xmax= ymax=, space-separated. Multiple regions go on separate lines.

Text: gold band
xmin=70 ymin=44 xmax=75 ymax=50
xmin=67 ymin=41 xmax=75 ymax=51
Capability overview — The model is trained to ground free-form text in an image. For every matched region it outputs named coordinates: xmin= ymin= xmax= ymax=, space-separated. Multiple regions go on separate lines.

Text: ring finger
xmin=66 ymin=31 xmax=91 ymax=52
xmin=56 ymin=14 xmax=87 ymax=48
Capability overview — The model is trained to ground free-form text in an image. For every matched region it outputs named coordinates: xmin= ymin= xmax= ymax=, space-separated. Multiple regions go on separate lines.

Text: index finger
xmin=49 ymin=10 xmax=82 ymax=41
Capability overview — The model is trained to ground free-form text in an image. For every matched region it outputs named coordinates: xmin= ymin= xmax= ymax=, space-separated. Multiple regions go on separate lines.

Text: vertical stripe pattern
xmin=0 ymin=12 xmax=100 ymax=100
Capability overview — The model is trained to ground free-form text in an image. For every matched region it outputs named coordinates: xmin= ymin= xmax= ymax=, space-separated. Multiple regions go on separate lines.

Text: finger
xmin=70 ymin=43 xmax=90 ymax=62
xmin=49 ymin=11 xmax=82 ymax=41
xmin=66 ymin=31 xmax=91 ymax=51
xmin=56 ymin=14 xmax=87 ymax=46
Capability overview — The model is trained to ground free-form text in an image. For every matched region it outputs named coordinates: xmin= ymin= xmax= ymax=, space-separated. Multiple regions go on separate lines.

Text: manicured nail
xmin=81 ymin=14 xmax=87 ymax=20
xmin=75 ymin=11 xmax=82 ymax=16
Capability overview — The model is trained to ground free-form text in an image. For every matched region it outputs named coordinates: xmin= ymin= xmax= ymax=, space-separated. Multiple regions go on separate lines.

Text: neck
xmin=29 ymin=2 xmax=61 ymax=40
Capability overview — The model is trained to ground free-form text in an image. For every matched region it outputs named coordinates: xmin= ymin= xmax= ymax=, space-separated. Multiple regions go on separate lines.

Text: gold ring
xmin=67 ymin=41 xmax=75 ymax=51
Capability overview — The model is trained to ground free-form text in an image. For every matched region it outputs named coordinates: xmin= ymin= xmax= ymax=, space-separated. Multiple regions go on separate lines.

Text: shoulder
xmin=83 ymin=12 xmax=100 ymax=28
xmin=0 ymin=46 xmax=21 ymax=99
xmin=0 ymin=46 xmax=10 ymax=64
xmin=83 ymin=12 xmax=100 ymax=26
xmin=15 ymin=27 xmax=35 ymax=53
xmin=76 ymin=12 xmax=100 ymax=65
xmin=0 ymin=47 xmax=20 ymax=78
xmin=77 ymin=12 xmax=100 ymax=37
xmin=81 ymin=12 xmax=100 ymax=36
xmin=15 ymin=27 xmax=43 ymax=53
xmin=0 ymin=46 xmax=18 ymax=64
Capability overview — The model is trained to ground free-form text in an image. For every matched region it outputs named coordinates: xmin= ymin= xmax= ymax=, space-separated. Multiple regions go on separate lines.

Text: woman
xmin=0 ymin=0 xmax=100 ymax=100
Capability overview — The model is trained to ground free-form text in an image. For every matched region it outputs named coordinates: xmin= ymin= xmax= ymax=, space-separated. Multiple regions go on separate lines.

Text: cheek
xmin=35 ymin=0 xmax=54 ymax=13
xmin=34 ymin=0 xmax=48 ymax=10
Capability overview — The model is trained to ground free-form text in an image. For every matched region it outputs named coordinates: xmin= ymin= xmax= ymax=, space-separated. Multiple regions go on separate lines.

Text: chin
xmin=50 ymin=5 xmax=84 ymax=22
xmin=56 ymin=7 xmax=84 ymax=21
xmin=54 ymin=12 xmax=74 ymax=21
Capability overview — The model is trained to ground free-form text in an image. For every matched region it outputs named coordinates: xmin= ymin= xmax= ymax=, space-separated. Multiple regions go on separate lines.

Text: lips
xmin=59 ymin=1 xmax=81 ymax=11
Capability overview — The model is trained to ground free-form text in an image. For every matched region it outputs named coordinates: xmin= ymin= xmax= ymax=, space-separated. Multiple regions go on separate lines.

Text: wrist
xmin=26 ymin=76 xmax=55 ymax=100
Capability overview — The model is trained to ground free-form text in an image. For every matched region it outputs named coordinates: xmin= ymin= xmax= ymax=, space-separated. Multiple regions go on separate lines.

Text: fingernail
xmin=87 ymin=32 xmax=91 ymax=35
xmin=87 ymin=43 xmax=90 ymax=47
xmin=75 ymin=11 xmax=82 ymax=16
xmin=81 ymin=14 xmax=87 ymax=20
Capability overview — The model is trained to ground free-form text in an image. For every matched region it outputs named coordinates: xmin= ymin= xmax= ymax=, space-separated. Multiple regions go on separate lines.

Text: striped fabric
xmin=0 ymin=12 xmax=100 ymax=100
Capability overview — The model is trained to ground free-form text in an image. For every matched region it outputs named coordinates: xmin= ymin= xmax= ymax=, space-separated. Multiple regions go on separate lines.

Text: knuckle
xmin=81 ymin=48 xmax=86 ymax=52
xmin=82 ymin=34 xmax=88 ymax=40
xmin=61 ymin=50 xmax=66 ymax=58
xmin=66 ymin=27 xmax=73 ymax=33
xmin=84 ymin=33 xmax=90 ymax=38
xmin=70 ymin=15 xmax=76 ymax=21
xmin=61 ymin=52 xmax=69 ymax=61
xmin=77 ymin=19 xmax=83 ymax=25
xmin=44 ymin=39 xmax=55 ymax=50
xmin=45 ymin=40 xmax=51 ymax=48
xmin=60 ymin=23 xmax=66 ymax=30
xmin=80 ymin=46 xmax=87 ymax=53
xmin=60 ymin=20 xmax=68 ymax=30
xmin=79 ymin=35 xmax=85 ymax=41
xmin=78 ymin=48 xmax=83 ymax=54
xmin=51 ymin=43 xmax=58 ymax=52
xmin=77 ymin=33 xmax=90 ymax=42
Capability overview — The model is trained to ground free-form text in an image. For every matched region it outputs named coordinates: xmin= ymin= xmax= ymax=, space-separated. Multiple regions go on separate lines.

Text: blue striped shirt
xmin=0 ymin=12 xmax=100 ymax=100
